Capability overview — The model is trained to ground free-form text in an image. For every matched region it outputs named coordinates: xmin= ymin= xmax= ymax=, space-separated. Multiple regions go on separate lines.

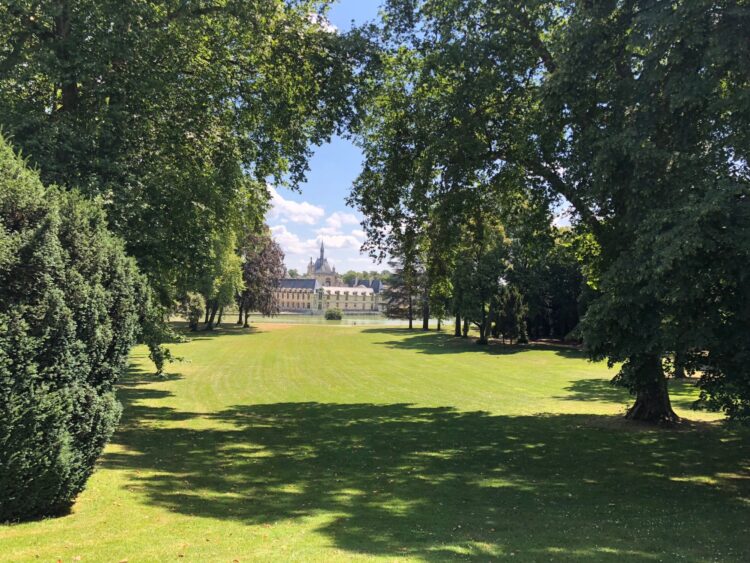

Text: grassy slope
xmin=1 ymin=324 xmax=748 ymax=562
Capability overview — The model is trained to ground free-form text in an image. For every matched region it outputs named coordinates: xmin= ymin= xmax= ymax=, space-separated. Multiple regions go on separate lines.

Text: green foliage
xmin=324 ymin=308 xmax=343 ymax=320
xmin=0 ymin=1 xmax=359 ymax=303
xmin=509 ymin=229 xmax=584 ymax=340
xmin=178 ymin=292 xmax=206 ymax=332
xmin=237 ymin=229 xmax=286 ymax=320
xmin=355 ymin=0 xmax=750 ymax=422
xmin=342 ymin=270 xmax=359 ymax=286
xmin=496 ymin=286 xmax=529 ymax=344
xmin=0 ymin=136 xmax=142 ymax=521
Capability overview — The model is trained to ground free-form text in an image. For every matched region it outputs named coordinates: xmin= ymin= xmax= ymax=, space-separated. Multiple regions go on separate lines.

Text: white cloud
xmin=315 ymin=226 xmax=342 ymax=236
xmin=319 ymin=234 xmax=362 ymax=250
xmin=325 ymin=211 xmax=360 ymax=230
xmin=270 ymin=225 xmax=319 ymax=255
xmin=267 ymin=186 xmax=325 ymax=225
xmin=351 ymin=229 xmax=366 ymax=239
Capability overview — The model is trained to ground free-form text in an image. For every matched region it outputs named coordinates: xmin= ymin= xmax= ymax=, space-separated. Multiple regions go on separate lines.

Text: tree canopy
xmin=0 ymin=0 xmax=361 ymax=303
xmin=350 ymin=0 xmax=750 ymax=422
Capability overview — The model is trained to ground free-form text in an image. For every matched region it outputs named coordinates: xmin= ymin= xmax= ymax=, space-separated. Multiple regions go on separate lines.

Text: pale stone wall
xmin=273 ymin=284 xmax=384 ymax=314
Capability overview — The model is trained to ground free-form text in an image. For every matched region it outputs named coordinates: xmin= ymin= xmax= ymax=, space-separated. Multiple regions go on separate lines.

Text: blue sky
xmin=268 ymin=1 xmax=384 ymax=274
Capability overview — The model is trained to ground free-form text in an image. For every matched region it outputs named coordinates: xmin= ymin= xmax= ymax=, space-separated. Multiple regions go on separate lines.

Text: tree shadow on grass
xmin=169 ymin=321 xmax=266 ymax=341
xmin=106 ymin=377 xmax=750 ymax=561
xmin=361 ymin=328 xmax=585 ymax=359
xmin=562 ymin=378 xmax=713 ymax=413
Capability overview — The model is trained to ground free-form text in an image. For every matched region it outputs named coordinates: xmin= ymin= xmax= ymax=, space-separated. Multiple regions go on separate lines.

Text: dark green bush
xmin=325 ymin=308 xmax=343 ymax=320
xmin=0 ymin=136 xmax=142 ymax=521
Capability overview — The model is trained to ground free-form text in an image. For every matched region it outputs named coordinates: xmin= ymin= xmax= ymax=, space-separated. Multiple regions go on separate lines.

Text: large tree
xmin=236 ymin=229 xmax=286 ymax=327
xmin=353 ymin=0 xmax=750 ymax=422
xmin=0 ymin=0 xmax=359 ymax=302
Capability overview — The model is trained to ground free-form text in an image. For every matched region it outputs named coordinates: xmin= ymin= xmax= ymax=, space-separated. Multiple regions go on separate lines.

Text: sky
xmin=268 ymin=1 xmax=384 ymax=275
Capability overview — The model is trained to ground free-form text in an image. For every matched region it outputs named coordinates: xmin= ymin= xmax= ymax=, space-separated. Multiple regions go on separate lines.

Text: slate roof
xmin=278 ymin=278 xmax=318 ymax=290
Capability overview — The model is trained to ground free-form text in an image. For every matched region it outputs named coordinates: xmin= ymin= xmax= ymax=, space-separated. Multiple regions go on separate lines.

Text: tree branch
xmin=522 ymin=159 xmax=600 ymax=231
xmin=512 ymin=7 xmax=557 ymax=73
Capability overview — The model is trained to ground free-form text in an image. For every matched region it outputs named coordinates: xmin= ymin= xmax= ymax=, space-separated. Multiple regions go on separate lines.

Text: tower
xmin=320 ymin=241 xmax=325 ymax=261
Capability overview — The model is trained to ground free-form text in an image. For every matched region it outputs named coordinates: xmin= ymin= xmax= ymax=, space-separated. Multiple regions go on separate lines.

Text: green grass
xmin=2 ymin=324 xmax=749 ymax=562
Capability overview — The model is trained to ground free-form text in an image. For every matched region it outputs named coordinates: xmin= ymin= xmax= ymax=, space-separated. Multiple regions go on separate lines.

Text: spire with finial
xmin=320 ymin=241 xmax=325 ymax=261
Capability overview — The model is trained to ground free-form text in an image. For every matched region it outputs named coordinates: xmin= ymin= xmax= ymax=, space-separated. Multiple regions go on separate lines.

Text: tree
xmin=287 ymin=269 xmax=300 ymax=279
xmin=237 ymin=229 xmax=286 ymax=327
xmin=509 ymin=228 xmax=583 ymax=341
xmin=0 ymin=1 xmax=360 ymax=304
xmin=342 ymin=270 xmax=359 ymax=286
xmin=380 ymin=230 xmax=425 ymax=329
xmin=357 ymin=0 xmax=750 ymax=423
xmin=0 ymin=135 xmax=142 ymax=521
xmin=200 ymin=232 xmax=243 ymax=330
xmin=325 ymin=308 xmax=343 ymax=320
xmin=178 ymin=293 xmax=206 ymax=332
xmin=496 ymin=286 xmax=528 ymax=345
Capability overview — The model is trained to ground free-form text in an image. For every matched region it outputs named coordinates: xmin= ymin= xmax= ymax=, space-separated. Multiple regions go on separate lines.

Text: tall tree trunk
xmin=206 ymin=301 xmax=219 ymax=331
xmin=462 ymin=318 xmax=469 ymax=338
xmin=204 ymin=305 xmax=210 ymax=325
xmin=243 ymin=306 xmax=250 ymax=328
xmin=408 ymin=295 xmax=413 ymax=330
xmin=237 ymin=304 xmax=244 ymax=325
xmin=625 ymin=354 xmax=679 ymax=423
xmin=422 ymin=300 xmax=429 ymax=331
xmin=216 ymin=306 xmax=224 ymax=327
xmin=454 ymin=314 xmax=461 ymax=337
xmin=673 ymin=351 xmax=686 ymax=378
xmin=437 ymin=317 xmax=441 ymax=331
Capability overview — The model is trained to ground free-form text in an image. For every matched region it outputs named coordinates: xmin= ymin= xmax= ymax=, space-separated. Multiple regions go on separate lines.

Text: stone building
xmin=306 ymin=242 xmax=342 ymax=286
xmin=274 ymin=244 xmax=386 ymax=314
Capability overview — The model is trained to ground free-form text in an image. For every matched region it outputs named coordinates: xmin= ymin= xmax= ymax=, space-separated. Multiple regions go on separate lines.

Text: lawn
xmin=1 ymin=324 xmax=748 ymax=562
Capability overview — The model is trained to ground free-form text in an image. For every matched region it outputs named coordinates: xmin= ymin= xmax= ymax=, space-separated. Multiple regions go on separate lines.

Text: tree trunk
xmin=422 ymin=300 xmax=429 ymax=331
xmin=237 ymin=306 xmax=244 ymax=325
xmin=437 ymin=317 xmax=441 ymax=331
xmin=462 ymin=318 xmax=469 ymax=338
xmin=454 ymin=314 xmax=461 ymax=337
xmin=206 ymin=302 xmax=219 ymax=331
xmin=625 ymin=354 xmax=679 ymax=423
xmin=204 ymin=306 xmax=210 ymax=325
xmin=408 ymin=295 xmax=413 ymax=330
xmin=243 ymin=306 xmax=250 ymax=328
xmin=216 ymin=306 xmax=224 ymax=327
xmin=673 ymin=351 xmax=686 ymax=378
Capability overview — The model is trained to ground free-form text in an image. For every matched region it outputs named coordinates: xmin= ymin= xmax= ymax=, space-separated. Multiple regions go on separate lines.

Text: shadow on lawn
xmin=562 ymin=377 xmax=711 ymax=413
xmin=106 ymin=373 xmax=750 ymax=561
xmin=169 ymin=321 xmax=266 ymax=341
xmin=361 ymin=328 xmax=585 ymax=359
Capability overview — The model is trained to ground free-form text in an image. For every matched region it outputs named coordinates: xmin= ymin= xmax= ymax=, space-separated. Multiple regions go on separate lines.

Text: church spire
xmin=320 ymin=241 xmax=325 ymax=261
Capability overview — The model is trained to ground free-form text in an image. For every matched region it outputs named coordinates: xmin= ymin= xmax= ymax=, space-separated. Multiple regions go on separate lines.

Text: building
xmin=274 ymin=244 xmax=386 ymax=314
xmin=306 ymin=242 xmax=342 ymax=286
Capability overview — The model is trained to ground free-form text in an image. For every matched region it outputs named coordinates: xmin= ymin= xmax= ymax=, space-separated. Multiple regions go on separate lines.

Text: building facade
xmin=274 ymin=244 xmax=386 ymax=314
xmin=275 ymin=280 xmax=383 ymax=314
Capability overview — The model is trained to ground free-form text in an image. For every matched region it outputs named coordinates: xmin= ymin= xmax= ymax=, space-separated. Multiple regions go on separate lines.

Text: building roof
xmin=350 ymin=279 xmax=384 ymax=293
xmin=278 ymin=278 xmax=318 ymax=290
xmin=323 ymin=286 xmax=374 ymax=294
